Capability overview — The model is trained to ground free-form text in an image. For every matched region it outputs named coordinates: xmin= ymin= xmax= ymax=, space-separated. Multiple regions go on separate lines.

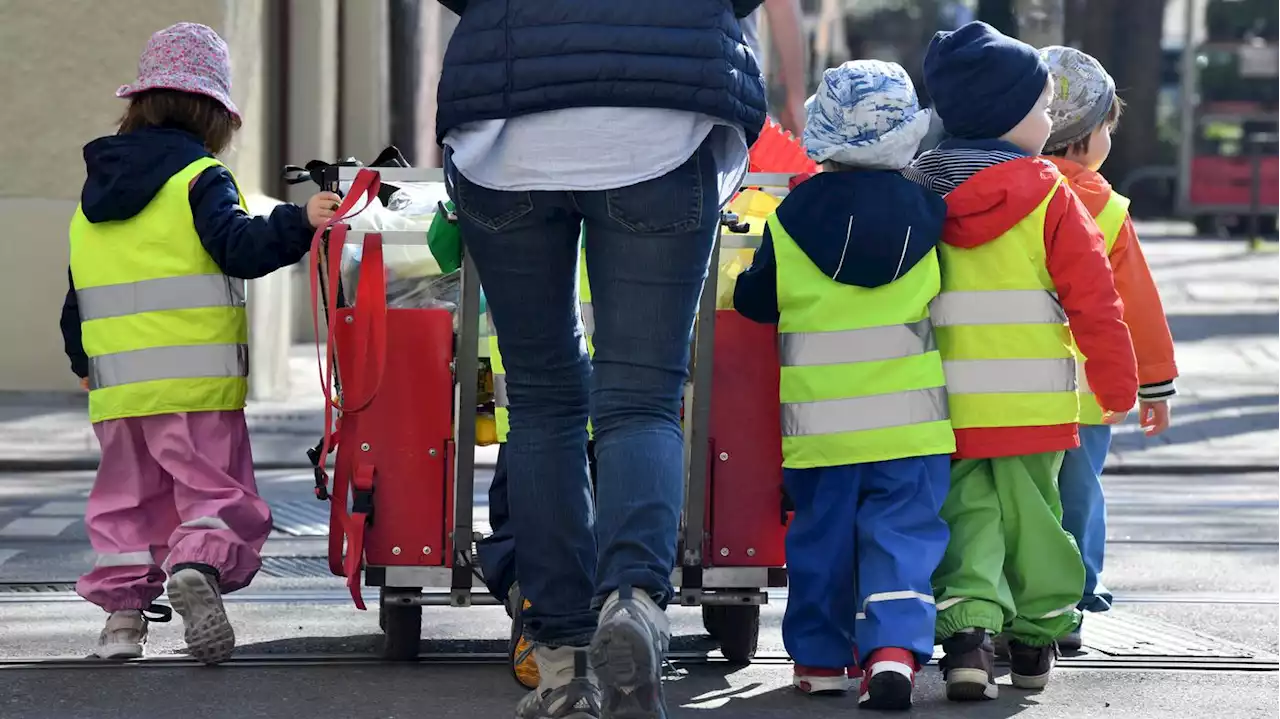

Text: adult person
xmin=479 ymin=0 xmax=806 ymax=696
xmin=435 ymin=2 xmax=767 ymax=718
xmin=741 ymin=0 xmax=809 ymax=136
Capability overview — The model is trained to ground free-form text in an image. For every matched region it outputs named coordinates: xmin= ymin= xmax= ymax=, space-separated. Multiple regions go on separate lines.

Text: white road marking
xmin=29 ymin=501 xmax=88 ymax=517
xmin=0 ymin=517 xmax=81 ymax=538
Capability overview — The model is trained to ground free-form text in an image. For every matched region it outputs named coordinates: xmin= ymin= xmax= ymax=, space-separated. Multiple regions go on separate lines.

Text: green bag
xmin=427 ymin=201 xmax=462 ymax=273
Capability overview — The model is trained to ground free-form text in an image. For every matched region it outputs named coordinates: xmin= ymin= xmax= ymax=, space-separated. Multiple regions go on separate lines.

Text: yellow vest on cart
xmin=490 ymin=250 xmax=594 ymax=443
xmin=930 ymin=178 xmax=1079 ymax=429
xmin=772 ymin=216 xmax=954 ymax=468
xmin=1072 ymin=191 xmax=1130 ymax=424
xmin=69 ymin=156 xmax=249 ymax=424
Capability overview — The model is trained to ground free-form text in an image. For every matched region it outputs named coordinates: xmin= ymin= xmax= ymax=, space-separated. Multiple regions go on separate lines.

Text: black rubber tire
xmin=380 ymin=593 xmax=422 ymax=661
xmin=1193 ymin=214 xmax=1220 ymax=237
xmin=701 ymin=604 xmax=724 ymax=641
xmin=709 ymin=605 xmax=760 ymax=665
xmin=378 ymin=587 xmax=388 ymax=632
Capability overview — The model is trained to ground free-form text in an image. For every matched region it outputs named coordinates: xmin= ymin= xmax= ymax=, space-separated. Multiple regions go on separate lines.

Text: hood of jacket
xmin=1044 ymin=156 xmax=1113 ymax=217
xmin=925 ymin=156 xmax=1067 ymax=250
xmin=80 ymin=128 xmax=212 ymax=224
xmin=772 ymin=170 xmax=947 ymax=289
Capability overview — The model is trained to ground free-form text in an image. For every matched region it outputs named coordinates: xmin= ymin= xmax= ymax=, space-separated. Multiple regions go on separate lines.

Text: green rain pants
xmin=932 ymin=451 xmax=1084 ymax=647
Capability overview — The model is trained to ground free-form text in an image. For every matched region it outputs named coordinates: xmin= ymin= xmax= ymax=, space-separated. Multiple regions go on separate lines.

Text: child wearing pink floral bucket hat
xmin=60 ymin=22 xmax=339 ymax=665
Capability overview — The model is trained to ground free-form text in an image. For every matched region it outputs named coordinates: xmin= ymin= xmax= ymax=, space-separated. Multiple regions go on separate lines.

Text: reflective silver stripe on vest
xmin=943 ymin=358 xmax=1077 ymax=394
xmin=782 ymin=386 xmax=948 ymax=437
xmin=930 ymin=290 xmax=1066 ymax=327
xmin=493 ymin=373 xmax=509 ymax=408
xmin=77 ymin=274 xmax=246 ymax=322
xmin=88 ymin=343 xmax=249 ymax=391
xmin=581 ymin=302 xmax=595 ymax=336
xmin=780 ymin=318 xmax=935 ymax=367
xmin=1077 ymin=362 xmax=1093 ymax=394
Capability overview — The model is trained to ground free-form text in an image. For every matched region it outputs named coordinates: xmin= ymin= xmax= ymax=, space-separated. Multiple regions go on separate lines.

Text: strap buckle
xmin=307 ymin=440 xmax=330 ymax=501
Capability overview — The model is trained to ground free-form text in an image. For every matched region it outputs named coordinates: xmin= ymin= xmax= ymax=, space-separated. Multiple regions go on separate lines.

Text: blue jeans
xmin=447 ymin=140 xmax=718 ymax=647
xmin=1059 ymin=424 xmax=1114 ymax=612
xmin=477 ymin=442 xmax=597 ymax=607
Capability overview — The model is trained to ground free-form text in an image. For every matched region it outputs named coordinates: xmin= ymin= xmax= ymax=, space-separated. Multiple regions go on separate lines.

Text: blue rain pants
xmin=782 ymin=454 xmax=951 ymax=669
xmin=1058 ymin=424 xmax=1114 ymax=612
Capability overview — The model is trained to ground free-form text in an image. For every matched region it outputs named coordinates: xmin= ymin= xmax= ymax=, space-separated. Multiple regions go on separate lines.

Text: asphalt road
xmin=0 ymin=469 xmax=1275 ymax=718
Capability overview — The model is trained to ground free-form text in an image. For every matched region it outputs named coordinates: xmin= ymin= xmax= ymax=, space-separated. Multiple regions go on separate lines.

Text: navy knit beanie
xmin=923 ymin=21 xmax=1050 ymax=140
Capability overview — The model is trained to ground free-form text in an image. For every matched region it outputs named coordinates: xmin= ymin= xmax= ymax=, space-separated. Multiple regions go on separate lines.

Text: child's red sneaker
xmin=858 ymin=647 xmax=917 ymax=711
xmin=792 ymin=665 xmax=852 ymax=695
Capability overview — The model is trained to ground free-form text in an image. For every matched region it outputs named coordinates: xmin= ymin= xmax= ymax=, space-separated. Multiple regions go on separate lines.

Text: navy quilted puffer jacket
xmin=435 ymin=0 xmax=768 ymax=146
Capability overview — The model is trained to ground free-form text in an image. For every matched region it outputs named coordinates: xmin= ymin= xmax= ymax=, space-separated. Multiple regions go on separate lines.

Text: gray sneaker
xmin=92 ymin=610 xmax=148 ymax=659
xmin=90 ymin=604 xmax=172 ymax=660
xmin=516 ymin=646 xmax=601 ymax=719
xmin=589 ymin=585 xmax=671 ymax=719
xmin=167 ymin=568 xmax=235 ymax=665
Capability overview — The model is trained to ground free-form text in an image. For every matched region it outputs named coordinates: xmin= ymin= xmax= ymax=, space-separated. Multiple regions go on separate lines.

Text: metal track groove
xmin=0 ymin=651 xmax=1274 ymax=673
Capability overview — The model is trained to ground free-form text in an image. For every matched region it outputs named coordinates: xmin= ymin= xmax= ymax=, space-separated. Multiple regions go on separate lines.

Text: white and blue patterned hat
xmin=802 ymin=60 xmax=932 ymax=170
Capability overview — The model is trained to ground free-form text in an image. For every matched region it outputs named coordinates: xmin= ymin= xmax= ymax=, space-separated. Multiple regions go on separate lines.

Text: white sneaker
xmin=589 ymin=585 xmax=672 ymax=719
xmin=92 ymin=610 xmax=148 ymax=659
xmin=515 ymin=646 xmax=601 ymax=719
xmin=166 ymin=568 xmax=235 ymax=665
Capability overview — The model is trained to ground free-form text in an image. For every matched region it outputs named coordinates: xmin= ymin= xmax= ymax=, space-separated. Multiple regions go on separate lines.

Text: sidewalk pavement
xmin=1107 ymin=231 xmax=1278 ymax=472
xmin=1 ymin=233 xmax=1274 ymax=472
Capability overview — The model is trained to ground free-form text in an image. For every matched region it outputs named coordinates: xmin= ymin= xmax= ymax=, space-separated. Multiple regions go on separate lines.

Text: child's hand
xmin=306 ymin=192 xmax=344 ymax=229
xmin=1101 ymin=410 xmax=1128 ymax=425
xmin=79 ymin=377 xmax=90 ymax=392
xmin=1139 ymin=400 xmax=1171 ymax=436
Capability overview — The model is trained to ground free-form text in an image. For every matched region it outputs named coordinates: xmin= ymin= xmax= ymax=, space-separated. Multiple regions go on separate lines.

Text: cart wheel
xmin=709 ymin=605 xmax=759 ymax=665
xmin=380 ymin=591 xmax=422 ymax=661
xmin=701 ymin=604 xmax=724 ymax=641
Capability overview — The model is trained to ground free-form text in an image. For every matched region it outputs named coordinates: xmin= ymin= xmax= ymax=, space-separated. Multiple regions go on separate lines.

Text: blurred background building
xmin=0 ymin=0 xmax=1274 ymax=398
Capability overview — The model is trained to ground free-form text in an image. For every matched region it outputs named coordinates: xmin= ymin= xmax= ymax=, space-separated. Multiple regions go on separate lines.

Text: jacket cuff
xmin=1138 ymin=380 xmax=1176 ymax=401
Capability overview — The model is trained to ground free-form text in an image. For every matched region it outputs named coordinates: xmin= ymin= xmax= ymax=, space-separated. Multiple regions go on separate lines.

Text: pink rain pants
xmin=76 ymin=410 xmax=272 ymax=612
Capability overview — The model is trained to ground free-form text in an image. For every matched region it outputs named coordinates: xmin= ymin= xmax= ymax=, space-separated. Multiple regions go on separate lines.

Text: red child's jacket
xmin=942 ymin=158 xmax=1139 ymax=458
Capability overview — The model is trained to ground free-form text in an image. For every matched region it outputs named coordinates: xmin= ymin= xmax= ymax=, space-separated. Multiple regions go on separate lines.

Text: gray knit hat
xmin=1040 ymin=46 xmax=1116 ymax=153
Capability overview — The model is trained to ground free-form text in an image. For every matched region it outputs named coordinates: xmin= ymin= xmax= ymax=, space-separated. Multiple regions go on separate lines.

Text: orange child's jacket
xmin=1047 ymin=156 xmax=1178 ymax=393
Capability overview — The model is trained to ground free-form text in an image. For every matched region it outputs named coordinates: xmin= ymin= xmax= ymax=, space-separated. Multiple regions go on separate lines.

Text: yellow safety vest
xmin=1072 ymin=190 xmax=1130 ymax=424
xmin=491 ymin=249 xmax=593 ymax=443
xmin=931 ymin=178 xmax=1079 ymax=429
xmin=773 ymin=216 xmax=955 ymax=468
xmin=69 ymin=157 xmax=249 ymax=424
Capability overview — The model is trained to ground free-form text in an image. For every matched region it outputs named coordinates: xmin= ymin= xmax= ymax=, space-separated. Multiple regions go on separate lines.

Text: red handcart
xmin=306 ymin=165 xmax=797 ymax=663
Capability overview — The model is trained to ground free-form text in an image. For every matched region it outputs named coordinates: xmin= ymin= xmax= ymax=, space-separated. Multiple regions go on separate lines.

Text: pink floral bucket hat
xmin=117 ymin=22 xmax=240 ymax=121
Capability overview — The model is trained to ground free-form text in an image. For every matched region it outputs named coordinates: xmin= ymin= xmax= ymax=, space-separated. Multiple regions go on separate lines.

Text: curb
xmin=0 ymin=458 xmax=1273 ymax=475
xmin=0 ymin=459 xmax=318 ymax=473
xmin=1103 ymin=463 xmax=1278 ymax=476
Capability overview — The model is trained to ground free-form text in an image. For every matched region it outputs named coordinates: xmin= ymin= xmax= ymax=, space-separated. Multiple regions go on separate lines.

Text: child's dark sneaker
xmin=993 ymin=631 xmax=1011 ymax=659
xmin=166 ymin=566 xmax=234 ymax=665
xmin=508 ymin=582 xmax=540 ymax=690
xmin=858 ymin=648 xmax=917 ymax=711
xmin=792 ymin=665 xmax=851 ymax=695
xmin=1056 ymin=618 xmax=1083 ymax=653
xmin=939 ymin=628 xmax=998 ymax=701
xmin=1009 ymin=640 xmax=1058 ymax=690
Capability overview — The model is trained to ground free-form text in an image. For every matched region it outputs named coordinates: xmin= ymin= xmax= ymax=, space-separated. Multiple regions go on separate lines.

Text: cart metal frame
xmin=316 ymin=167 xmax=794 ymax=660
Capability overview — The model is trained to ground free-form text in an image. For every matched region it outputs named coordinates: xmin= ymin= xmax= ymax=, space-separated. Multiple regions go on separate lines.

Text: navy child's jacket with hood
xmin=733 ymin=170 xmax=948 ymax=324
xmin=60 ymin=128 xmax=315 ymax=379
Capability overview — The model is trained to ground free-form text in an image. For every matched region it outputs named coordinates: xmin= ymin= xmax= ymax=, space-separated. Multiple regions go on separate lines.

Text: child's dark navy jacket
xmin=60 ymin=128 xmax=315 ymax=379
xmin=732 ymin=170 xmax=949 ymax=323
